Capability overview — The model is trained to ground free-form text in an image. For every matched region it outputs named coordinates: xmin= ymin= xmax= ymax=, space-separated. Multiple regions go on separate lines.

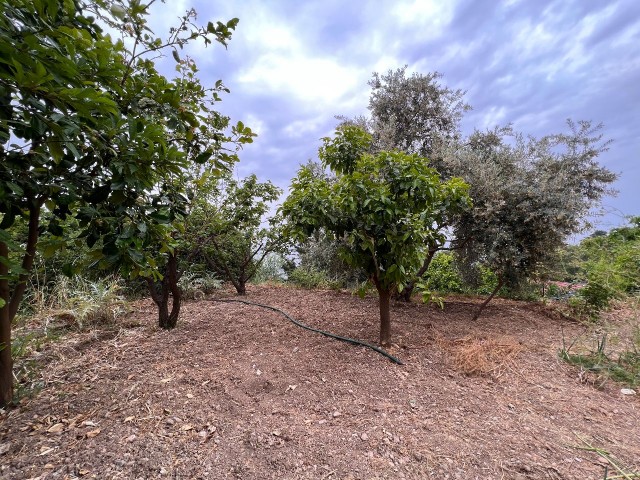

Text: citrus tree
xmin=282 ymin=126 xmax=470 ymax=346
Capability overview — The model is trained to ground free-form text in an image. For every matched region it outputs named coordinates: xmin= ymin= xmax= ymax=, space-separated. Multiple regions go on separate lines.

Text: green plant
xmin=252 ymin=252 xmax=288 ymax=284
xmin=49 ymin=275 xmax=127 ymax=329
xmin=178 ymin=272 xmax=222 ymax=299
xmin=421 ymin=252 xmax=463 ymax=293
xmin=288 ymin=266 xmax=331 ymax=289
xmin=184 ymin=174 xmax=285 ymax=295
xmin=282 ymin=125 xmax=471 ymax=346
xmin=560 ymin=333 xmax=640 ymax=388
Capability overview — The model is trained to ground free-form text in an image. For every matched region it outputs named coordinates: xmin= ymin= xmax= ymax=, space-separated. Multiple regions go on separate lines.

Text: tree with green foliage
xmin=339 ymin=68 xmax=472 ymax=301
xmin=366 ymin=67 xmax=471 ymax=162
xmin=447 ymin=122 xmax=617 ymax=319
xmin=557 ymin=217 xmax=640 ymax=312
xmin=282 ymin=126 xmax=470 ymax=346
xmin=185 ymin=174 xmax=284 ymax=295
xmin=0 ymin=0 xmax=249 ymax=406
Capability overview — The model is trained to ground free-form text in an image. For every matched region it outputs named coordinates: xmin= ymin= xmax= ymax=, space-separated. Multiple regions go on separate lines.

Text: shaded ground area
xmin=1 ymin=284 xmax=638 ymax=479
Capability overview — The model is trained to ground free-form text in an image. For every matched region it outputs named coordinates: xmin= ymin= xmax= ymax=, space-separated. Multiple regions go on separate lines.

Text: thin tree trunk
xmin=377 ymin=286 xmax=392 ymax=347
xmin=164 ymin=252 xmax=181 ymax=328
xmin=9 ymin=202 xmax=41 ymax=319
xmin=0 ymin=241 xmax=13 ymax=407
xmin=398 ymin=246 xmax=438 ymax=302
xmin=472 ymin=276 xmax=504 ymax=321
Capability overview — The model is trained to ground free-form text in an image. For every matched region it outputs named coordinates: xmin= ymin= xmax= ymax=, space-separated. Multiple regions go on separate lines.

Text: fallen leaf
xmin=86 ymin=428 xmax=101 ymax=438
xmin=180 ymin=424 xmax=193 ymax=431
xmin=124 ymin=416 xmax=135 ymax=423
xmin=39 ymin=446 xmax=54 ymax=456
xmin=78 ymin=469 xmax=90 ymax=476
xmin=0 ymin=442 xmax=11 ymax=455
xmin=47 ymin=423 xmax=64 ymax=433
xmin=81 ymin=420 xmax=97 ymax=427
xmin=186 ymin=393 xmax=194 ymax=399
xmin=160 ymin=377 xmax=173 ymax=384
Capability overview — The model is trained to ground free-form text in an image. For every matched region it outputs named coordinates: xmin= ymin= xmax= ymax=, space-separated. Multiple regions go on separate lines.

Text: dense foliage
xmin=0 ymin=0 xmax=250 ymax=406
xmin=282 ymin=126 xmax=470 ymax=345
xmin=184 ymin=174 xmax=284 ymax=295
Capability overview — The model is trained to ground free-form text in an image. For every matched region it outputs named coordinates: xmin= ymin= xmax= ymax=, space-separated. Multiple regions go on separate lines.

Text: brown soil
xmin=1 ymin=284 xmax=639 ymax=479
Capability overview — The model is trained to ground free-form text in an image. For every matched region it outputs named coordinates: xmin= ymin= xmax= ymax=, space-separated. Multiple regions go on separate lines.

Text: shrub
xmin=48 ymin=275 xmax=127 ymax=328
xmin=178 ymin=272 xmax=223 ymax=300
xmin=252 ymin=252 xmax=288 ymax=283
xmin=422 ymin=252 xmax=463 ymax=293
xmin=288 ymin=266 xmax=332 ymax=289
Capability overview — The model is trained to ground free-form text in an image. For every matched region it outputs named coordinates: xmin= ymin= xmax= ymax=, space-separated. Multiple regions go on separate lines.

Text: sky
xmin=147 ymin=0 xmax=639 ymax=234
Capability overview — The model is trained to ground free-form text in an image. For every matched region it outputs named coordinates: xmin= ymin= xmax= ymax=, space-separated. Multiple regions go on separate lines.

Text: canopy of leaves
xmin=449 ymin=121 xmax=617 ymax=289
xmin=184 ymin=174 xmax=284 ymax=294
xmin=366 ymin=67 xmax=471 ymax=162
xmin=282 ymin=126 xmax=471 ymax=293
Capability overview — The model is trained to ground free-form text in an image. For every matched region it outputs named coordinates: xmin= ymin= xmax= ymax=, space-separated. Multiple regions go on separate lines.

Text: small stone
xmin=360 ymin=433 xmax=369 ymax=441
xmin=621 ymin=388 xmax=636 ymax=395
xmin=159 ymin=467 xmax=168 ymax=475
xmin=126 ymin=434 xmax=136 ymax=443
xmin=332 ymin=411 xmax=341 ymax=418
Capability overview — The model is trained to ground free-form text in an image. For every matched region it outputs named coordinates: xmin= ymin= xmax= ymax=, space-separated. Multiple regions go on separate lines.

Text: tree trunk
xmin=0 ymin=241 xmax=13 ymax=408
xmin=9 ymin=203 xmax=41 ymax=320
xmin=0 ymin=201 xmax=41 ymax=407
xmin=377 ymin=286 xmax=392 ymax=347
xmin=397 ymin=246 xmax=438 ymax=302
xmin=148 ymin=252 xmax=181 ymax=330
xmin=236 ymin=280 xmax=247 ymax=295
xmin=472 ymin=276 xmax=504 ymax=321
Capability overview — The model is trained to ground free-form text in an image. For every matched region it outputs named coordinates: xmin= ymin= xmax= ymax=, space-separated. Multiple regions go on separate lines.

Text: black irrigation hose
xmin=211 ymin=298 xmax=404 ymax=365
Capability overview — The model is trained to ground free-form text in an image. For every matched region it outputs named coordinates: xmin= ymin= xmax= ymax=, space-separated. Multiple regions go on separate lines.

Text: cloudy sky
xmin=148 ymin=0 xmax=639 ymax=232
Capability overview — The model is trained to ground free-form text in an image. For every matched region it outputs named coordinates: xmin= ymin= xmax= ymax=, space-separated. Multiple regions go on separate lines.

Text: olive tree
xmin=281 ymin=126 xmax=470 ymax=346
xmin=448 ymin=121 xmax=617 ymax=319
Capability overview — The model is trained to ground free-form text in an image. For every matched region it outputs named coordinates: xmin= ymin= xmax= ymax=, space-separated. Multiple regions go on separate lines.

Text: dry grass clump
xmin=436 ymin=333 xmax=523 ymax=376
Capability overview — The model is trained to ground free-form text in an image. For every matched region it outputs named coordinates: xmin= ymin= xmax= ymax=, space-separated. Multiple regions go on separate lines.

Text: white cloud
xmin=282 ymin=117 xmax=324 ymax=139
xmin=238 ymin=54 xmax=362 ymax=105
xmin=392 ymin=0 xmax=455 ymax=29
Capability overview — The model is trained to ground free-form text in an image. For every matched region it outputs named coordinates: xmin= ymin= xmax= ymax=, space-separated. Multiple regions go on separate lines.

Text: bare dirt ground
xmin=1 ymin=284 xmax=638 ymax=479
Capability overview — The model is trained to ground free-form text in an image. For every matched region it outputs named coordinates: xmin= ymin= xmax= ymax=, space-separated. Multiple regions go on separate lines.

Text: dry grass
xmin=436 ymin=333 xmax=523 ymax=376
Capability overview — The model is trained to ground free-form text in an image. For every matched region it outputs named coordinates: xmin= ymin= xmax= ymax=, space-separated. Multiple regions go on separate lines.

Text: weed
xmin=560 ymin=333 xmax=640 ymax=388
xmin=178 ymin=271 xmax=223 ymax=299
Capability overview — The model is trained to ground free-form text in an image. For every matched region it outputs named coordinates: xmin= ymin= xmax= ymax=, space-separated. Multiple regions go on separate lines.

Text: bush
xmin=178 ymin=272 xmax=223 ymax=300
xmin=423 ymin=252 xmax=463 ymax=293
xmin=288 ymin=266 xmax=332 ymax=289
xmin=48 ymin=275 xmax=127 ymax=328
xmin=296 ymin=232 xmax=367 ymax=289
xmin=252 ymin=252 xmax=288 ymax=283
